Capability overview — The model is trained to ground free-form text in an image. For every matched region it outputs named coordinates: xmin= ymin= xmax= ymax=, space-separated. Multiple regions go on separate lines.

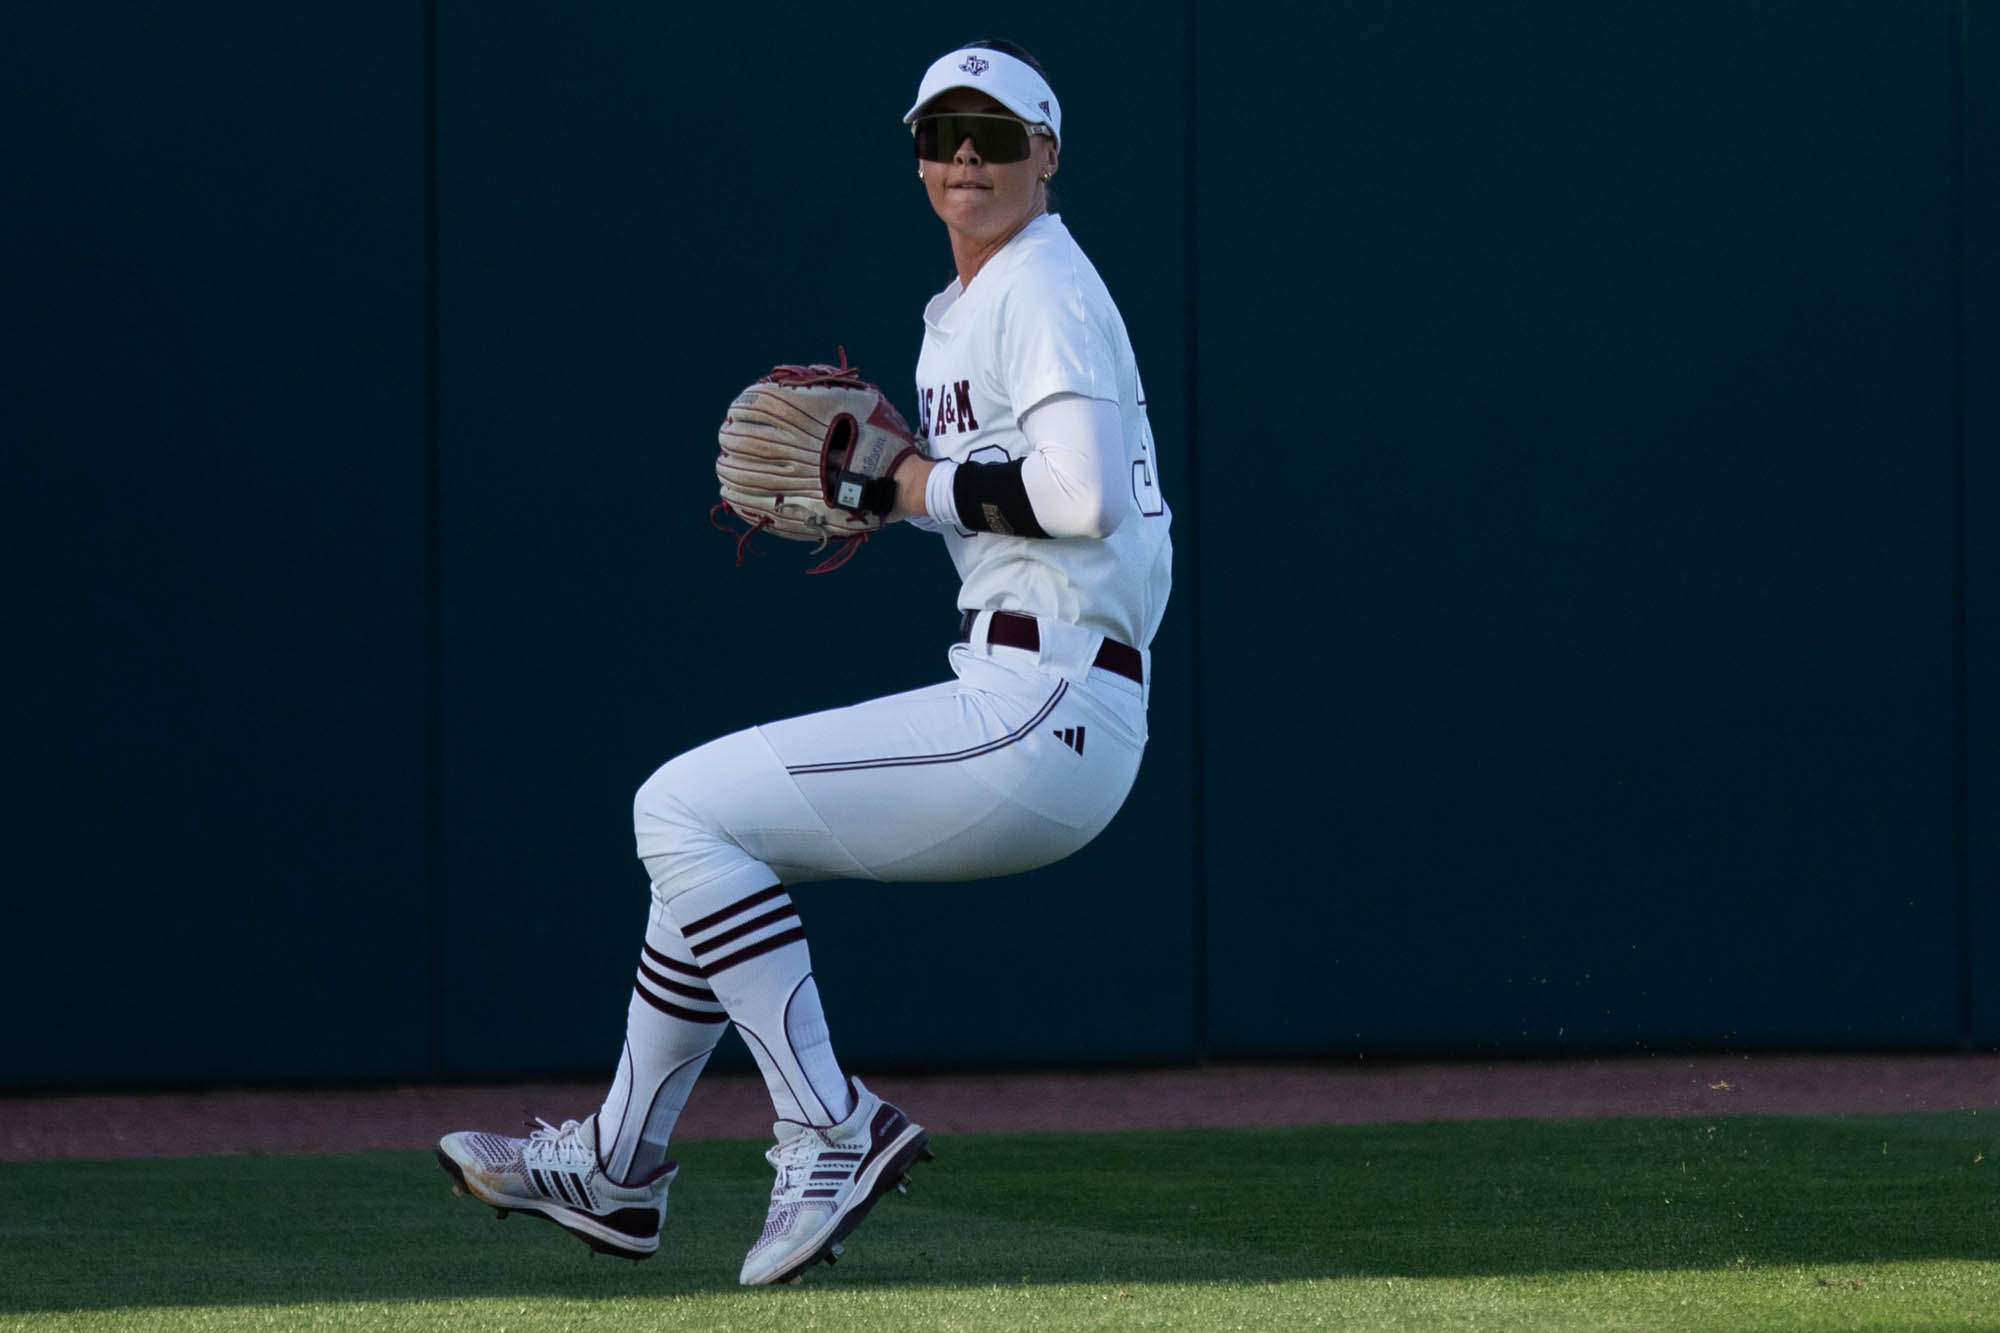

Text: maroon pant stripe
xmin=785 ymin=683 xmax=1066 ymax=775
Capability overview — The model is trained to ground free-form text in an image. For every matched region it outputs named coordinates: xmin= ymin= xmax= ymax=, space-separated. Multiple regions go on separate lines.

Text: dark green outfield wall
xmin=1198 ymin=2 xmax=1974 ymax=1054
xmin=1 ymin=2 xmax=1989 ymax=1087
xmin=4 ymin=7 xmax=434 ymax=1084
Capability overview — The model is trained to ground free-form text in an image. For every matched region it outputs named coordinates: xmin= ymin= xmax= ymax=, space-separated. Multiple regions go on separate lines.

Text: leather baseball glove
xmin=713 ymin=353 xmax=921 ymax=573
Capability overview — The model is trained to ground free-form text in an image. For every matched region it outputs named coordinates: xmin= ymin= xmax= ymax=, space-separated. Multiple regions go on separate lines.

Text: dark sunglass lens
xmin=914 ymin=115 xmax=1031 ymax=164
xmin=974 ymin=118 xmax=1030 ymax=163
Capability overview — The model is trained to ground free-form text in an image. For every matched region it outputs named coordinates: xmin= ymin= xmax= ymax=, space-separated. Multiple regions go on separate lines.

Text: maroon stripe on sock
xmin=702 ymin=926 xmax=808 ymax=975
xmin=641 ymin=942 xmax=708 ymax=979
xmin=634 ymin=982 xmax=728 ymax=1024
xmin=680 ymin=884 xmax=788 ymax=936
xmin=688 ymin=904 xmax=800 ymax=958
xmin=638 ymin=957 xmax=715 ymax=1002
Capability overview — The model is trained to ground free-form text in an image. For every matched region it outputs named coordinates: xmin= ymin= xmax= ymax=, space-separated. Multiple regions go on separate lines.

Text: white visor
xmin=903 ymin=47 xmax=1062 ymax=150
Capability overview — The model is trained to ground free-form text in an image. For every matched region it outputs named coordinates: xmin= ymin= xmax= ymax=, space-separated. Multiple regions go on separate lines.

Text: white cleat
xmin=738 ymin=1076 xmax=933 ymax=1286
xmin=436 ymin=1113 xmax=674 ymax=1260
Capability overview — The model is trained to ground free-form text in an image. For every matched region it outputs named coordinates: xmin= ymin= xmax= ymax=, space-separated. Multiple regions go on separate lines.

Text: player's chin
xmin=940 ymin=187 xmax=1000 ymax=223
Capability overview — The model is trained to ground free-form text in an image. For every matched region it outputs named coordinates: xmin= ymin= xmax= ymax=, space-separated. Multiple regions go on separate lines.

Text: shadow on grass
xmin=2 ymin=1114 xmax=1996 ymax=1312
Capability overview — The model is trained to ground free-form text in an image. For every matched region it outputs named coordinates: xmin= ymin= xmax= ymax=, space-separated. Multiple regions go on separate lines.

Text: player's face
xmin=916 ymin=90 xmax=1057 ymax=248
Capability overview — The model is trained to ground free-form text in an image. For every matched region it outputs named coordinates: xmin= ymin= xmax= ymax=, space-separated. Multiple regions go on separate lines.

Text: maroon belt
xmin=959 ymin=610 xmax=1144 ymax=686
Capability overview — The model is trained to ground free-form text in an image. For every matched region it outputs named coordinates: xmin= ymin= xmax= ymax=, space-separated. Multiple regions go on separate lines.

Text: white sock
xmin=597 ymin=900 xmax=728 ymax=1184
xmin=657 ymin=870 xmax=854 ymax=1127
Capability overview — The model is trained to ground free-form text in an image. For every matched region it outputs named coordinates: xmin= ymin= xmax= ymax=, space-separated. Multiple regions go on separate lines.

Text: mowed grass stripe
xmin=5 ymin=1267 xmax=1999 ymax=1333
xmin=0 ymin=1114 xmax=1994 ymax=1331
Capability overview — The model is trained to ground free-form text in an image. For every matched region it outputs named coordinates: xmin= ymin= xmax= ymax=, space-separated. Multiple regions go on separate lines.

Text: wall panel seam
xmin=424 ymin=0 xmax=446 ymax=1078
xmin=1952 ymin=0 xmax=1973 ymax=1049
xmin=1185 ymin=0 xmax=1209 ymax=1062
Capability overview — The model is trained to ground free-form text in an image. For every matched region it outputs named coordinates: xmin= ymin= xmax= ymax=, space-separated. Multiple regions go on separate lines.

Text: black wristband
xmin=951 ymin=458 xmax=1050 ymax=539
xmin=830 ymin=470 xmax=899 ymax=518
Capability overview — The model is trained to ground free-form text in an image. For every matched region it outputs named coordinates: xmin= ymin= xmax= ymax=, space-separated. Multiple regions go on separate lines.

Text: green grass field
xmin=2 ymin=1113 xmax=1995 ymax=1331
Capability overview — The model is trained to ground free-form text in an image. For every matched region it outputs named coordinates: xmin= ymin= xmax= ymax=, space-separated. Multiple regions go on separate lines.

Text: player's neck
xmin=950 ymin=210 xmax=1044 ymax=288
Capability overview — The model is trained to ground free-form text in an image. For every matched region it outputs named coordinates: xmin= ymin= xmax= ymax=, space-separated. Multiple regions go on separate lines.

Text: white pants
xmin=598 ymin=625 xmax=1148 ymax=1152
xmin=634 ymin=635 xmax=1149 ymax=901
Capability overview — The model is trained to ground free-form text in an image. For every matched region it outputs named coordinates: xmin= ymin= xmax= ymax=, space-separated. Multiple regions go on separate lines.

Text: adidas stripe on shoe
xmin=739 ymin=1076 xmax=933 ymax=1286
xmin=436 ymin=1112 xmax=673 ymax=1260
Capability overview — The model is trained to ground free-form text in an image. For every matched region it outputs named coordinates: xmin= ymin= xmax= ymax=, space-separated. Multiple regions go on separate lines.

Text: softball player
xmin=439 ymin=39 xmax=1173 ymax=1286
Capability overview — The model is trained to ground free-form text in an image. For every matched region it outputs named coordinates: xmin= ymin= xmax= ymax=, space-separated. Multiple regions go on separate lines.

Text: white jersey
xmin=623 ymin=215 xmax=1168 ymax=1166
xmin=912 ymin=214 xmax=1173 ymax=656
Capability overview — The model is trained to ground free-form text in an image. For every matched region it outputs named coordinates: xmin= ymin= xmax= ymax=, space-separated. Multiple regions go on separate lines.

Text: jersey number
xmin=1131 ymin=417 xmax=1166 ymax=518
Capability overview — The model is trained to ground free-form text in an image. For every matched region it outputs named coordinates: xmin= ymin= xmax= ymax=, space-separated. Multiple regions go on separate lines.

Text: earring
xmin=1038 ymin=172 xmax=1052 ymax=182
xmin=918 ymin=167 xmax=926 ymax=180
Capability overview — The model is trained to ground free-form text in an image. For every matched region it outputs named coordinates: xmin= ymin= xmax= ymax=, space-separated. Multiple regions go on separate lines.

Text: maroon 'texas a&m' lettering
xmin=919 ymin=380 xmax=980 ymax=440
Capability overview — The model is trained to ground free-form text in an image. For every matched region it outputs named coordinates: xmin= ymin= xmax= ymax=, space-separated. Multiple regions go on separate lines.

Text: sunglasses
xmin=911 ymin=112 xmax=1051 ymax=165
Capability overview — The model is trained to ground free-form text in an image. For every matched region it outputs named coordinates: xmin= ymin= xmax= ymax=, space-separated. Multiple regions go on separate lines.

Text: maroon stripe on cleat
xmin=601 ymin=1206 xmax=664 ymax=1239
xmin=859 ymin=1107 xmax=912 ymax=1170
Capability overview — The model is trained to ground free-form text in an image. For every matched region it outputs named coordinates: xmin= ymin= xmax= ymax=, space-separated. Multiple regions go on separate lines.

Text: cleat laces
xmin=522 ymin=1118 xmax=596 ymax=1172
xmin=763 ymin=1133 xmax=818 ymax=1205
